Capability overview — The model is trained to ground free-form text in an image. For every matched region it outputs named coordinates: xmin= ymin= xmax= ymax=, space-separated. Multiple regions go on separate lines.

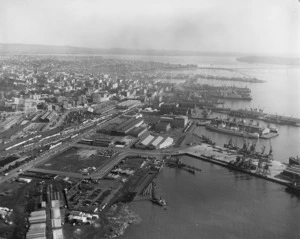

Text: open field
xmin=36 ymin=146 xmax=113 ymax=174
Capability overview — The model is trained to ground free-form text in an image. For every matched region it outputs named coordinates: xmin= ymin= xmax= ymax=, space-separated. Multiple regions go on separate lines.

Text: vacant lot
xmin=36 ymin=147 xmax=112 ymax=173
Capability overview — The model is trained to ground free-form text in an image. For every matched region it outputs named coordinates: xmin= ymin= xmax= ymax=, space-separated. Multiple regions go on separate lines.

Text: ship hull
xmin=206 ymin=124 xmax=259 ymax=139
xmin=285 ymin=185 xmax=300 ymax=196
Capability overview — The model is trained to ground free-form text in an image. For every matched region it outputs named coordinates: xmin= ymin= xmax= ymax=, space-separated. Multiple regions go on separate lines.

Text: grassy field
xmin=36 ymin=146 xmax=112 ymax=173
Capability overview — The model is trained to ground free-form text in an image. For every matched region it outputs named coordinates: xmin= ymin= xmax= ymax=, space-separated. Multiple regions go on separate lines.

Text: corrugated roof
xmin=51 ymin=208 xmax=61 ymax=219
xmin=141 ymin=135 xmax=154 ymax=146
xmin=51 ymin=218 xmax=62 ymax=228
xmin=151 ymin=136 xmax=164 ymax=147
xmin=30 ymin=210 xmax=46 ymax=216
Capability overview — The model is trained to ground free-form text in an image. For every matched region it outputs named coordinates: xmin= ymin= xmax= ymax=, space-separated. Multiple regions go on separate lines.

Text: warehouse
xmin=51 ymin=208 xmax=61 ymax=219
xmin=93 ymin=138 xmax=113 ymax=147
xmin=135 ymin=135 xmax=154 ymax=149
xmin=158 ymin=137 xmax=174 ymax=149
xmin=149 ymin=136 xmax=164 ymax=149
xmin=155 ymin=122 xmax=171 ymax=132
xmin=113 ymin=117 xmax=136 ymax=132
xmin=28 ymin=211 xmax=46 ymax=224
xmin=26 ymin=222 xmax=46 ymax=239
xmin=53 ymin=228 xmax=64 ymax=239
xmin=128 ymin=126 xmax=148 ymax=137
xmin=118 ymin=118 xmax=144 ymax=135
xmin=159 ymin=115 xmax=188 ymax=128
xmin=78 ymin=139 xmax=94 ymax=145
xmin=51 ymin=218 xmax=62 ymax=228
xmin=40 ymin=110 xmax=58 ymax=122
xmin=173 ymin=116 xmax=188 ymax=128
xmin=51 ymin=200 xmax=60 ymax=208
xmin=112 ymin=117 xmax=144 ymax=135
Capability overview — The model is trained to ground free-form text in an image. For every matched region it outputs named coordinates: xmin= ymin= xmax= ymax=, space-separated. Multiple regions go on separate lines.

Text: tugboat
xmin=151 ymin=181 xmax=167 ymax=206
xmin=285 ymin=176 xmax=300 ymax=196
xmin=200 ymin=135 xmax=216 ymax=145
xmin=289 ymin=156 xmax=300 ymax=166
xmin=187 ymin=168 xmax=196 ymax=174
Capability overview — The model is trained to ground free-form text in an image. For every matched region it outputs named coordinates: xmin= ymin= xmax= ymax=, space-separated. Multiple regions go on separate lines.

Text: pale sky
xmin=0 ymin=0 xmax=299 ymax=56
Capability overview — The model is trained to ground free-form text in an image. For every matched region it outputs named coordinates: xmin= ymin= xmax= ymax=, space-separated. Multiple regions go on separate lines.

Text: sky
xmin=0 ymin=0 xmax=299 ymax=56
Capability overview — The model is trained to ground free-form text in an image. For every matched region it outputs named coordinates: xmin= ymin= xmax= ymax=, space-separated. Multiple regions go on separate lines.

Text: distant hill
xmin=0 ymin=43 xmax=240 ymax=57
xmin=237 ymin=56 xmax=300 ymax=66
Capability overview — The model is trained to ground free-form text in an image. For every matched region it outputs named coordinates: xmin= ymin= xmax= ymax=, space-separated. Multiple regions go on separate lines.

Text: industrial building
xmin=159 ymin=115 xmax=188 ymax=128
xmin=116 ymin=100 xmax=141 ymax=110
xmin=93 ymin=138 xmax=113 ymax=147
xmin=136 ymin=135 xmax=155 ymax=149
xmin=51 ymin=199 xmax=63 ymax=238
xmin=28 ymin=210 xmax=46 ymax=224
xmin=128 ymin=126 xmax=148 ymax=137
xmin=111 ymin=117 xmax=144 ymax=135
xmin=26 ymin=210 xmax=47 ymax=239
xmin=158 ymin=137 xmax=174 ymax=149
xmin=40 ymin=110 xmax=58 ymax=122
xmin=155 ymin=122 xmax=171 ymax=132
xmin=149 ymin=136 xmax=164 ymax=149
xmin=159 ymin=102 xmax=191 ymax=115
xmin=53 ymin=228 xmax=63 ymax=239
xmin=135 ymin=135 xmax=173 ymax=149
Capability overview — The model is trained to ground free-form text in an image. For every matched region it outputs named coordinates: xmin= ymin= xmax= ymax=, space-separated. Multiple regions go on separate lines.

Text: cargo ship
xmin=206 ymin=123 xmax=259 ymax=138
xmin=205 ymin=118 xmax=274 ymax=139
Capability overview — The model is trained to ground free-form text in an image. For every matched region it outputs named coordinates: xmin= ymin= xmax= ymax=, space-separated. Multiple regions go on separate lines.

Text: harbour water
xmin=107 ymin=55 xmax=300 ymax=239
xmin=123 ymin=156 xmax=300 ymax=239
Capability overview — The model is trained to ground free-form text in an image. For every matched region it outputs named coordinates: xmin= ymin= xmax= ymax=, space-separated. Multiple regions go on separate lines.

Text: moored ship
xmin=228 ymin=108 xmax=300 ymax=127
xmin=206 ymin=123 xmax=259 ymax=138
xmin=289 ymin=156 xmax=300 ymax=166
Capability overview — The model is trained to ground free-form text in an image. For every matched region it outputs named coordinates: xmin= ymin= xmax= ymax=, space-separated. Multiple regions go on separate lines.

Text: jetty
xmin=171 ymin=144 xmax=290 ymax=187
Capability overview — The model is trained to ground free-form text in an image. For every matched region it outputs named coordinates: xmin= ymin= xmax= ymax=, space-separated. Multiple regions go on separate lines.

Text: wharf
xmin=172 ymin=144 xmax=289 ymax=187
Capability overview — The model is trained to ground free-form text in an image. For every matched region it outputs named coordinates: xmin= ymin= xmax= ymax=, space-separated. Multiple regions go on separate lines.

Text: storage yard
xmin=35 ymin=147 xmax=118 ymax=174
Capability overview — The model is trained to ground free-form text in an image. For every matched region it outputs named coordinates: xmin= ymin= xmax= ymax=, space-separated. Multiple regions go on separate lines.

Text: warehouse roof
xmin=140 ymin=135 xmax=154 ymax=146
xmin=151 ymin=136 xmax=164 ymax=147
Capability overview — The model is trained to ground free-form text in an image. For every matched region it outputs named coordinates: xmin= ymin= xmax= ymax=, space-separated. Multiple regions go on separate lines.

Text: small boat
xmin=151 ymin=197 xmax=167 ymax=206
xmin=285 ymin=183 xmax=300 ymax=196
xmin=187 ymin=169 xmax=195 ymax=174
xmin=289 ymin=156 xmax=300 ymax=166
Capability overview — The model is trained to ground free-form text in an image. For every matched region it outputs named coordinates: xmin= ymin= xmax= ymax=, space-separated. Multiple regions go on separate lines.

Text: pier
xmin=171 ymin=144 xmax=290 ymax=187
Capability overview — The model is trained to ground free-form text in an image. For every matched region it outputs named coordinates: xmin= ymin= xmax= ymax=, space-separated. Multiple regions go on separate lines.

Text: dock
xmin=172 ymin=144 xmax=290 ymax=187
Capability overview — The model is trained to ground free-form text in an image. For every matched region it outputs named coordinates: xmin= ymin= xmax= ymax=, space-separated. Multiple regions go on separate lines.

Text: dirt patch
xmin=36 ymin=147 xmax=112 ymax=173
